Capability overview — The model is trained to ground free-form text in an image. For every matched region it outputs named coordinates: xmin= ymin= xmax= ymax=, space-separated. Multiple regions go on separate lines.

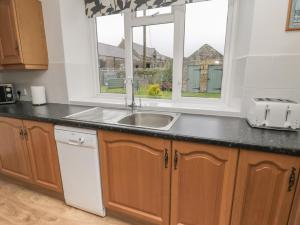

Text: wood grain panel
xmin=0 ymin=178 xmax=133 ymax=225
xmin=0 ymin=0 xmax=48 ymax=69
xmin=99 ymin=131 xmax=171 ymax=225
xmin=171 ymin=141 xmax=238 ymax=225
xmin=0 ymin=0 xmax=22 ymax=64
xmin=231 ymin=150 xmax=300 ymax=225
xmin=0 ymin=117 xmax=32 ymax=182
xmin=288 ymin=167 xmax=300 ymax=225
xmin=24 ymin=120 xmax=62 ymax=193
xmin=14 ymin=0 xmax=48 ymax=66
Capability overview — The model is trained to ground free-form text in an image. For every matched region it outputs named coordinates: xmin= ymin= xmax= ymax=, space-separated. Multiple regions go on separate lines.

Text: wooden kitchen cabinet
xmin=24 ymin=120 xmax=62 ymax=193
xmin=0 ymin=117 xmax=62 ymax=193
xmin=99 ymin=131 xmax=172 ymax=225
xmin=231 ymin=150 xmax=300 ymax=225
xmin=171 ymin=141 xmax=238 ymax=225
xmin=0 ymin=117 xmax=32 ymax=182
xmin=0 ymin=0 xmax=48 ymax=70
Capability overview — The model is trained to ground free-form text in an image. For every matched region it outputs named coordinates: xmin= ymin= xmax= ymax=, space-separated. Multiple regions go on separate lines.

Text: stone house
xmin=118 ymin=39 xmax=171 ymax=68
xmin=98 ymin=41 xmax=172 ymax=88
xmin=182 ymin=44 xmax=224 ymax=93
xmin=98 ymin=41 xmax=171 ymax=70
xmin=98 ymin=43 xmax=125 ymax=69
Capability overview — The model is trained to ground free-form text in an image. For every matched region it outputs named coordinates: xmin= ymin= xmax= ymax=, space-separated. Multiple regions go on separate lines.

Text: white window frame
xmin=91 ymin=0 xmax=236 ymax=107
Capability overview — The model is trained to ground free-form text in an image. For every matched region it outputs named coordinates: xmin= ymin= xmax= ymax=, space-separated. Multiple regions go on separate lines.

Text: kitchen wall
xmin=58 ymin=0 xmax=97 ymax=101
xmin=0 ymin=0 xmax=299 ymax=117
xmin=233 ymin=0 xmax=300 ymax=115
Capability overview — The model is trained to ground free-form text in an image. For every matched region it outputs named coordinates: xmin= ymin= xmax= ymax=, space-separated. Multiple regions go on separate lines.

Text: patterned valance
xmin=85 ymin=0 xmax=203 ymax=18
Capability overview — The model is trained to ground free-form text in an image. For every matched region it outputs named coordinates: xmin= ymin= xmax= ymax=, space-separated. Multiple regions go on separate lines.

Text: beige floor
xmin=0 ymin=179 xmax=131 ymax=225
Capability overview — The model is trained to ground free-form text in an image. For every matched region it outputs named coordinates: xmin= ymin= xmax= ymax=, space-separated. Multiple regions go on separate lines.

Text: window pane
xmin=132 ymin=23 xmax=174 ymax=99
xmin=136 ymin=7 xmax=172 ymax=17
xmin=182 ymin=0 xmax=228 ymax=99
xmin=97 ymin=14 xmax=126 ymax=94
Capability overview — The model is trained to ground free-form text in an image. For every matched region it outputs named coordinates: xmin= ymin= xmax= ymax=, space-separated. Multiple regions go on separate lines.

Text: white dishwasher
xmin=55 ymin=126 xmax=105 ymax=217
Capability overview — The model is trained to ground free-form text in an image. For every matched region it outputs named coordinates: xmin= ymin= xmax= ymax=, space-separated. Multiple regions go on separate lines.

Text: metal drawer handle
xmin=164 ymin=149 xmax=169 ymax=168
xmin=288 ymin=167 xmax=297 ymax=192
xmin=174 ymin=150 xmax=179 ymax=170
xmin=19 ymin=128 xmax=24 ymax=139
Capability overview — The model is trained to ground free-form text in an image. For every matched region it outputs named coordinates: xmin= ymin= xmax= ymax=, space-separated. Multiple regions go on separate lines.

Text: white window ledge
xmin=70 ymin=97 xmax=241 ymax=117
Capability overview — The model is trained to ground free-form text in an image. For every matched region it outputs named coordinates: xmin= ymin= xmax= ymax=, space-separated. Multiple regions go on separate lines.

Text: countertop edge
xmin=1 ymin=112 xmax=299 ymax=157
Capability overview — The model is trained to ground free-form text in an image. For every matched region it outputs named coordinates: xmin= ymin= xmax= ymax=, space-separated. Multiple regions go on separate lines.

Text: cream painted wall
xmin=58 ymin=0 xmax=97 ymax=100
xmin=238 ymin=0 xmax=300 ymax=115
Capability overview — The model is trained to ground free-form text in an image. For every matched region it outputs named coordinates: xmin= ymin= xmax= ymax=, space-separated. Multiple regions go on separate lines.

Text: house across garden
xmin=98 ymin=41 xmax=223 ymax=99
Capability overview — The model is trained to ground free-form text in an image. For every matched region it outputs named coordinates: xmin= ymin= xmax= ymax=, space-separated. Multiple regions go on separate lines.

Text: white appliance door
xmin=57 ymin=141 xmax=105 ymax=217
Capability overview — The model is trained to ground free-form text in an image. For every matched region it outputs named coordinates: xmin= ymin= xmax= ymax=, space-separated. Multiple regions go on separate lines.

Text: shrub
xmin=160 ymin=81 xmax=172 ymax=91
xmin=148 ymin=84 xmax=161 ymax=96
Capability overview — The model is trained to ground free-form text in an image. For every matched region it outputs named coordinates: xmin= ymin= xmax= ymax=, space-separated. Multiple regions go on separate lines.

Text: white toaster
xmin=247 ymin=98 xmax=300 ymax=130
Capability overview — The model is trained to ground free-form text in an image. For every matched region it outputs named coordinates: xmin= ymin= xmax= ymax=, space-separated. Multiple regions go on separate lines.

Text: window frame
xmin=92 ymin=0 xmax=236 ymax=106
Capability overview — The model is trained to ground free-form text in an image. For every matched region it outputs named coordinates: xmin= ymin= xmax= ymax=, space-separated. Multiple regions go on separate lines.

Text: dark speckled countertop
xmin=0 ymin=101 xmax=299 ymax=156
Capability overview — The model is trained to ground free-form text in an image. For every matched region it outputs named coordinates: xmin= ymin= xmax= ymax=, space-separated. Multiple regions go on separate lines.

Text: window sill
xmin=70 ymin=97 xmax=241 ymax=117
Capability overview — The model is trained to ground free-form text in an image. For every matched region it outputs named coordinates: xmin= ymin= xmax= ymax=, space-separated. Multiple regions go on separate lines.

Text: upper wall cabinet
xmin=0 ymin=0 xmax=48 ymax=70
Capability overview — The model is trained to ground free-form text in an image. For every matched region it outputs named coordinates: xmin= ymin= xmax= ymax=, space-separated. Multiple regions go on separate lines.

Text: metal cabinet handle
xmin=174 ymin=150 xmax=179 ymax=170
xmin=288 ymin=167 xmax=297 ymax=192
xmin=164 ymin=149 xmax=169 ymax=168
xmin=23 ymin=128 xmax=28 ymax=140
xmin=19 ymin=128 xmax=24 ymax=139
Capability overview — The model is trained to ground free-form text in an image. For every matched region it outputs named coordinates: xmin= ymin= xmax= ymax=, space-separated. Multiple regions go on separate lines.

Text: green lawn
xmin=100 ymin=86 xmax=221 ymax=99
xmin=182 ymin=92 xmax=221 ymax=98
xmin=100 ymin=86 xmax=126 ymax=94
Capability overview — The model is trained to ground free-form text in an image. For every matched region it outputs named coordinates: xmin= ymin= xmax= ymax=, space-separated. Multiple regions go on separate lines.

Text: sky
xmin=97 ymin=0 xmax=228 ymax=58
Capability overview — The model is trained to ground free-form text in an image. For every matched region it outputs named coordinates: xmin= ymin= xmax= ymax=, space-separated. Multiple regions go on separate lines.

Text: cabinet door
xmin=0 ymin=0 xmax=22 ymax=64
xmin=288 ymin=176 xmax=300 ymax=225
xmin=171 ymin=141 xmax=238 ymax=225
xmin=231 ymin=150 xmax=300 ymax=225
xmin=24 ymin=120 xmax=62 ymax=193
xmin=0 ymin=117 xmax=32 ymax=182
xmin=99 ymin=131 xmax=171 ymax=225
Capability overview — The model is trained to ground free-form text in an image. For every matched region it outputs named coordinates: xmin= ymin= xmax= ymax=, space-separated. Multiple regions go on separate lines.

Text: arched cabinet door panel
xmin=231 ymin=150 xmax=300 ymax=225
xmin=0 ymin=117 xmax=32 ymax=182
xmin=171 ymin=141 xmax=238 ymax=225
xmin=24 ymin=120 xmax=62 ymax=193
xmin=0 ymin=0 xmax=22 ymax=65
xmin=99 ymin=131 xmax=171 ymax=225
xmin=288 ymin=174 xmax=300 ymax=225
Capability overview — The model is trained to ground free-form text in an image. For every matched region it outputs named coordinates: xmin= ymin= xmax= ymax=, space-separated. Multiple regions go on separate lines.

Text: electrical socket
xmin=23 ymin=88 xmax=28 ymax=96
xmin=17 ymin=88 xmax=29 ymax=96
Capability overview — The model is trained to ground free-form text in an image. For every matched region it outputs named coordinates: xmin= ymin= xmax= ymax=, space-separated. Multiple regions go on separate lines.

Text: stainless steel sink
xmin=64 ymin=107 xmax=180 ymax=131
xmin=117 ymin=112 xmax=180 ymax=131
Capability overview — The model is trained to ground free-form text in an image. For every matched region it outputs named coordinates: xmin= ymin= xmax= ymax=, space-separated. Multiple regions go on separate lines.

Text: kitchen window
xmin=96 ymin=14 xmax=125 ymax=94
xmin=95 ymin=0 xmax=231 ymax=102
xmin=132 ymin=23 xmax=174 ymax=99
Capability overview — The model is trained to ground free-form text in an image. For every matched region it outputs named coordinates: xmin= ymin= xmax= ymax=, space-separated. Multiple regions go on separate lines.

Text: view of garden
xmin=97 ymin=1 xmax=226 ymax=100
xmin=100 ymin=85 xmax=221 ymax=99
xmin=99 ymin=59 xmax=222 ymax=99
